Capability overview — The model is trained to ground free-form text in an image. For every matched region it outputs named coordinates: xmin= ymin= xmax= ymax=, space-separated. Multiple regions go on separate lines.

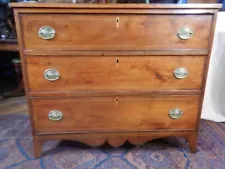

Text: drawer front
xmin=31 ymin=95 xmax=200 ymax=133
xmin=21 ymin=14 xmax=212 ymax=51
xmin=26 ymin=55 xmax=205 ymax=91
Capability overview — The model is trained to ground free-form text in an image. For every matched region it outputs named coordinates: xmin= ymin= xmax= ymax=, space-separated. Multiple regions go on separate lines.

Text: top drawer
xmin=20 ymin=14 xmax=212 ymax=52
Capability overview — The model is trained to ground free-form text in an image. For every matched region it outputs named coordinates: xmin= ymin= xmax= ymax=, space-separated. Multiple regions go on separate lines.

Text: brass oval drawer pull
xmin=38 ymin=26 xmax=56 ymax=40
xmin=169 ymin=108 xmax=183 ymax=119
xmin=173 ymin=67 xmax=188 ymax=79
xmin=44 ymin=69 xmax=60 ymax=81
xmin=48 ymin=110 xmax=63 ymax=121
xmin=177 ymin=27 xmax=193 ymax=40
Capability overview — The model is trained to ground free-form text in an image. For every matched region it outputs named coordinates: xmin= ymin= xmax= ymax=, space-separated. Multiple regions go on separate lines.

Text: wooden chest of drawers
xmin=10 ymin=2 xmax=221 ymax=158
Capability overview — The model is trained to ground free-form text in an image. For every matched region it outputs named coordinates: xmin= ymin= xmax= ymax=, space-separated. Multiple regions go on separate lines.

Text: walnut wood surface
xmin=14 ymin=8 xmax=219 ymax=15
xmin=10 ymin=3 xmax=222 ymax=9
xmin=34 ymin=131 xmax=194 ymax=148
xmin=184 ymin=132 xmax=198 ymax=153
xmin=26 ymin=56 xmax=205 ymax=92
xmin=31 ymin=95 xmax=200 ymax=133
xmin=21 ymin=14 xmax=212 ymax=52
xmin=33 ymin=131 xmax=197 ymax=157
xmin=24 ymin=49 xmax=209 ymax=56
xmin=28 ymin=90 xmax=202 ymax=97
xmin=10 ymin=3 xmax=221 ymax=158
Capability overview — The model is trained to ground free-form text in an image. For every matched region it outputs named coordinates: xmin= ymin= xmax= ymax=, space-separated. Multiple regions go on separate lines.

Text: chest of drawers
xmin=10 ymin=2 xmax=221 ymax=158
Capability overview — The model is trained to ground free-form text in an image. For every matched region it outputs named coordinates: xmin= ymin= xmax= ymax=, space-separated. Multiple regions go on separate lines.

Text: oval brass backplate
xmin=38 ymin=26 xmax=56 ymax=40
xmin=169 ymin=108 xmax=183 ymax=119
xmin=48 ymin=110 xmax=63 ymax=121
xmin=44 ymin=69 xmax=60 ymax=81
xmin=177 ymin=27 xmax=193 ymax=40
xmin=173 ymin=67 xmax=188 ymax=79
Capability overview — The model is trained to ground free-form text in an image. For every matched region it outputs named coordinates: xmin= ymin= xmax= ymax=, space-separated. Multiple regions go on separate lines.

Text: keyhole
xmin=116 ymin=17 xmax=119 ymax=29
xmin=115 ymin=97 xmax=119 ymax=107
xmin=116 ymin=17 xmax=119 ymax=23
xmin=116 ymin=58 xmax=119 ymax=68
xmin=116 ymin=58 xmax=119 ymax=64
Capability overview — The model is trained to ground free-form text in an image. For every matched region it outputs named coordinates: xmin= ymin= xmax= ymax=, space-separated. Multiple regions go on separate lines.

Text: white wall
xmin=201 ymin=12 xmax=225 ymax=122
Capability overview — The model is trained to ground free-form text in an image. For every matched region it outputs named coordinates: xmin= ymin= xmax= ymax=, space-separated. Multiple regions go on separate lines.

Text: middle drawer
xmin=26 ymin=55 xmax=205 ymax=92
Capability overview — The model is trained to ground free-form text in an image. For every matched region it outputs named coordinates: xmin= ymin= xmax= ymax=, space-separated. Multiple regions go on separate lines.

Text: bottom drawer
xmin=31 ymin=95 xmax=201 ymax=133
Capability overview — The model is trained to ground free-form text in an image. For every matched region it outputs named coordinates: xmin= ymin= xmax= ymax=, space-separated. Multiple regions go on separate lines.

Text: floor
xmin=0 ymin=96 xmax=27 ymax=115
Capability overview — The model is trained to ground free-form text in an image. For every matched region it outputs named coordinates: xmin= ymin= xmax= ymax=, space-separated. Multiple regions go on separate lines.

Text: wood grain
xmin=12 ymin=8 xmax=219 ymax=15
xmin=28 ymin=90 xmax=202 ymax=97
xmin=9 ymin=3 xmax=222 ymax=9
xmin=33 ymin=137 xmax=43 ymax=158
xmin=26 ymin=55 xmax=205 ymax=92
xmin=32 ymin=130 xmax=196 ymax=157
xmin=31 ymin=95 xmax=201 ymax=133
xmin=14 ymin=9 xmax=37 ymax=136
xmin=10 ymin=3 xmax=221 ymax=157
xmin=184 ymin=132 xmax=198 ymax=153
xmin=21 ymin=14 xmax=212 ymax=52
xmin=23 ymin=49 xmax=209 ymax=56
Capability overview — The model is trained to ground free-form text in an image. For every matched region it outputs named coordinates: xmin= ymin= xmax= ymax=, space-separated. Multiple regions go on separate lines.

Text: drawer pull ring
xmin=169 ymin=108 xmax=183 ymax=119
xmin=48 ymin=110 xmax=63 ymax=121
xmin=38 ymin=26 xmax=56 ymax=40
xmin=44 ymin=69 xmax=60 ymax=81
xmin=173 ymin=67 xmax=188 ymax=79
xmin=177 ymin=27 xmax=193 ymax=40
